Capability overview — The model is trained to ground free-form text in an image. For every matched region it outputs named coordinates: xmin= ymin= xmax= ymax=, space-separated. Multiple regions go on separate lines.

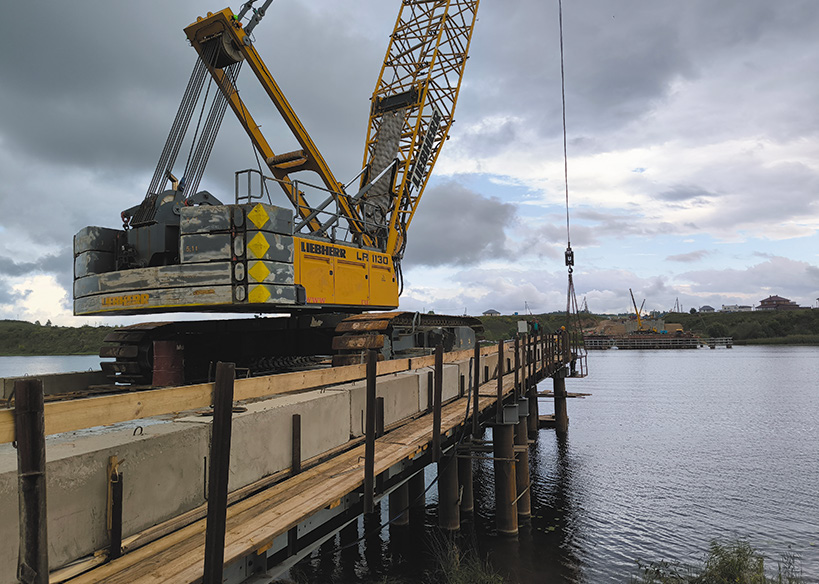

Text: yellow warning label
xmin=101 ymin=293 xmax=149 ymax=308
xmin=248 ymin=261 xmax=271 ymax=283
xmin=247 ymin=203 xmax=270 ymax=229
xmin=247 ymin=232 xmax=270 ymax=259
xmin=248 ymin=285 xmax=271 ymax=303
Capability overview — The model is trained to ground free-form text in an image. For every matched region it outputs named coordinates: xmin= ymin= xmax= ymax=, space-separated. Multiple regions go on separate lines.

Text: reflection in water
xmin=338 ymin=519 xmax=360 ymax=582
xmin=484 ymin=422 xmax=584 ymax=584
xmin=363 ymin=505 xmax=385 ymax=577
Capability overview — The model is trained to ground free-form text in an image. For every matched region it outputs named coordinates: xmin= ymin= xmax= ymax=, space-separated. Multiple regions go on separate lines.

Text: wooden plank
xmin=2 ymin=342 xmax=522 ymax=444
xmin=0 ymin=357 xmax=424 ymax=444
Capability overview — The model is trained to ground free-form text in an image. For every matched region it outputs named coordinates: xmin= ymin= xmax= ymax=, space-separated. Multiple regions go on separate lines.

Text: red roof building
xmin=757 ymin=295 xmax=801 ymax=310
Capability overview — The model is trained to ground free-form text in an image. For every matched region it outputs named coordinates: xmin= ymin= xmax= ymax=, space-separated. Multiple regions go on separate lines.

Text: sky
xmin=1 ymin=0 xmax=819 ymax=327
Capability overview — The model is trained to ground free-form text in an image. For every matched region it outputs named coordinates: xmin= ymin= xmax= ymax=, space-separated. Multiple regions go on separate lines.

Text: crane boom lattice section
xmin=363 ymin=0 xmax=479 ymax=257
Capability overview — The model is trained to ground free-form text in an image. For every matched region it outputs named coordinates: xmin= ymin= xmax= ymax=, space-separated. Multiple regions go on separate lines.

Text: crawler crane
xmin=73 ymin=1 xmax=482 ymax=384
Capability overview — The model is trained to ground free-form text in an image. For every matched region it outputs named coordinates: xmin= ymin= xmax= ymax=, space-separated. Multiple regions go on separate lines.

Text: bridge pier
xmin=493 ymin=423 xmax=518 ymax=535
xmin=514 ymin=416 xmax=531 ymax=519
xmin=553 ymin=375 xmax=569 ymax=433
xmin=389 ymin=483 xmax=409 ymax=527
xmin=458 ymin=446 xmax=474 ymax=515
xmin=526 ymin=335 xmax=540 ymax=438
xmin=408 ymin=471 xmax=425 ymax=527
xmin=438 ymin=454 xmax=460 ymax=530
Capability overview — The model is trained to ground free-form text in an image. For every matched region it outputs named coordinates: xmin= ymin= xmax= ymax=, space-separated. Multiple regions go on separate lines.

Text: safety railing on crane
xmin=234 ymin=168 xmax=391 ymax=246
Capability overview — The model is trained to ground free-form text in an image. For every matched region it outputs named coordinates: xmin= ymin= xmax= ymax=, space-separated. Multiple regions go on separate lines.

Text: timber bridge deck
xmin=1 ymin=332 xmax=583 ymax=584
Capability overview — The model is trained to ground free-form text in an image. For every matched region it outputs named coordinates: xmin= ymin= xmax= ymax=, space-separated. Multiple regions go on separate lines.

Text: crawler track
xmin=100 ymin=312 xmax=483 ymax=386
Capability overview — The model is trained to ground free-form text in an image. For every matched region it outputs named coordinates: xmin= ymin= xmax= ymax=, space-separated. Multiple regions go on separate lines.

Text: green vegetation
xmin=283 ymin=537 xmax=504 ymax=584
xmin=665 ymin=308 xmax=819 ymax=344
xmin=477 ymin=313 xmax=600 ymax=342
xmin=632 ymin=540 xmax=803 ymax=584
xmin=426 ymin=537 xmax=504 ymax=584
xmin=0 ymin=320 xmax=115 ymax=356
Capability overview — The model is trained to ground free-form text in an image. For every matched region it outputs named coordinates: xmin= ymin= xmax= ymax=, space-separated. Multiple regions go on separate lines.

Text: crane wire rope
xmin=559 ymin=0 xmax=571 ymax=252
xmin=557 ymin=0 xmax=587 ymax=377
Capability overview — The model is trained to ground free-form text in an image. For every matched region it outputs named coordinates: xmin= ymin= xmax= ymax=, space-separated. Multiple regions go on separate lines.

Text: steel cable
xmin=147 ymin=49 xmax=212 ymax=196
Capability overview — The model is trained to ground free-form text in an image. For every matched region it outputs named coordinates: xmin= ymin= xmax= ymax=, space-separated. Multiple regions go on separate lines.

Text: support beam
xmin=15 ymin=378 xmax=49 ymax=584
xmin=527 ymin=335 xmax=539 ymax=438
xmin=496 ymin=339 xmax=504 ymax=421
xmin=108 ymin=458 xmax=123 ymax=560
xmin=291 ymin=414 xmax=301 ymax=474
xmin=203 ymin=362 xmax=235 ymax=584
xmin=364 ymin=350 xmax=377 ymax=514
xmin=514 ymin=335 xmax=521 ymax=399
xmin=432 ymin=343 xmax=443 ymax=462
xmin=472 ymin=342 xmax=480 ymax=437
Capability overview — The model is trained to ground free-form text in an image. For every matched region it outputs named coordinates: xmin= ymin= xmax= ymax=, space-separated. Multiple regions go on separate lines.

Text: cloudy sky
xmin=2 ymin=0 xmax=819 ymax=326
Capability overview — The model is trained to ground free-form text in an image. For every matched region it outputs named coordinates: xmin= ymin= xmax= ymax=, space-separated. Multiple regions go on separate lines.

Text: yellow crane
xmin=72 ymin=1 xmax=482 ymax=383
xmin=629 ymin=288 xmax=647 ymax=331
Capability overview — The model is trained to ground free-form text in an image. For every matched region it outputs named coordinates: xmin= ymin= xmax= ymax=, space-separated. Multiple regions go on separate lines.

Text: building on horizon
xmin=699 ymin=305 xmax=715 ymax=313
xmin=720 ymin=304 xmax=753 ymax=312
xmin=756 ymin=295 xmax=801 ymax=310
xmin=482 ymin=309 xmax=501 ymax=317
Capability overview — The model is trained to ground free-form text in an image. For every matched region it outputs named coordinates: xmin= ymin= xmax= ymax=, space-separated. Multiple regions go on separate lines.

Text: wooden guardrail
xmin=0 ymin=344 xmax=511 ymax=445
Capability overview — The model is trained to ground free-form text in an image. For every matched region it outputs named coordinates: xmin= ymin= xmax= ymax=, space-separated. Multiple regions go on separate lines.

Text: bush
xmin=632 ymin=540 xmax=803 ymax=584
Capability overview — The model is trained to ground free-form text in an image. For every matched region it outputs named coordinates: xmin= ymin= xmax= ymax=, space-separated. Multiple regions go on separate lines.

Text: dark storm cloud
xmin=0 ymin=1 xmax=389 ymax=262
xmin=0 ymin=252 xmax=70 ymax=307
xmin=0 ymin=286 xmax=15 ymax=305
xmin=402 ymin=181 xmax=515 ymax=267
xmin=0 ymin=253 xmax=69 ymax=281
xmin=0 ymin=3 xmax=191 ymax=172
xmin=666 ymin=250 xmax=710 ymax=263
xmin=456 ymin=0 xmax=819 ymax=158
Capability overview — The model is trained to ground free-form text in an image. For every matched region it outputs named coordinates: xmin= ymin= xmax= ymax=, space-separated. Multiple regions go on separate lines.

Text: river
xmin=2 ymin=347 xmax=817 ymax=582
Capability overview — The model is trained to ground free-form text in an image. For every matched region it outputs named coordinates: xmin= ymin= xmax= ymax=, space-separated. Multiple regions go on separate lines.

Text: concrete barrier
xmin=0 ymin=388 xmax=352 ymax=582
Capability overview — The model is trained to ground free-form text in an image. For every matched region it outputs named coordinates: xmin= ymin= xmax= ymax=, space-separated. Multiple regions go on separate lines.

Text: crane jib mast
xmin=73 ymin=2 xmax=479 ymax=318
xmin=71 ymin=1 xmax=483 ymax=384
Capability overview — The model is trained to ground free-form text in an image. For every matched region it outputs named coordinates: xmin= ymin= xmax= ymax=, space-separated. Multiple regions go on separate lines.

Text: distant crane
xmin=629 ymin=288 xmax=647 ymax=331
xmin=672 ymin=297 xmax=682 ymax=313
xmin=580 ymin=296 xmax=589 ymax=313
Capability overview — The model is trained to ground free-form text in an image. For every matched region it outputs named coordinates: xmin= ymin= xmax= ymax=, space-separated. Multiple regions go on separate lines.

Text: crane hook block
xmin=565 ymin=247 xmax=574 ymax=267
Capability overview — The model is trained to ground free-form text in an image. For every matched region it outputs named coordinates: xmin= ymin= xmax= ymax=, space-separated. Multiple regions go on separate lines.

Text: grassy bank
xmin=633 ymin=540 xmax=803 ymax=583
xmin=477 ymin=313 xmax=600 ymax=342
xmin=0 ymin=320 xmax=114 ymax=356
xmin=665 ymin=308 xmax=819 ymax=344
